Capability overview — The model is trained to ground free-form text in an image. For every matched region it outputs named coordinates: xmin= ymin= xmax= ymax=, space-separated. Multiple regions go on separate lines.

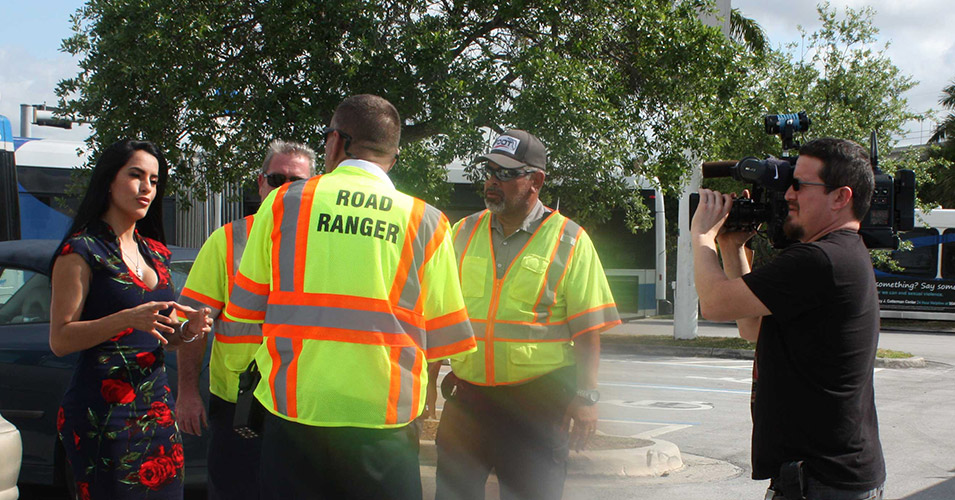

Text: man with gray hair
xmin=177 ymin=139 xmax=315 ymax=499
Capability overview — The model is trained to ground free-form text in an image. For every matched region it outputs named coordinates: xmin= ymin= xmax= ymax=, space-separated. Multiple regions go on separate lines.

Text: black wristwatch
xmin=575 ymin=388 xmax=600 ymax=405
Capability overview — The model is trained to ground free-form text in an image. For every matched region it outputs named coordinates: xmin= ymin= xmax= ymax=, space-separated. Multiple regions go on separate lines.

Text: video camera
xmin=691 ymin=112 xmax=916 ymax=249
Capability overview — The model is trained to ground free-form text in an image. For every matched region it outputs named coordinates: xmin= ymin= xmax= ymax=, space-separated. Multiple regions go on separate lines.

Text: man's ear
xmin=831 ymin=185 xmax=854 ymax=211
xmin=530 ymin=171 xmax=546 ymax=192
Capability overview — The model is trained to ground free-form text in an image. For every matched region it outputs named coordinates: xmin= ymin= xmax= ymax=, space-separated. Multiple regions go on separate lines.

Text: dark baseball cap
xmin=474 ymin=130 xmax=547 ymax=170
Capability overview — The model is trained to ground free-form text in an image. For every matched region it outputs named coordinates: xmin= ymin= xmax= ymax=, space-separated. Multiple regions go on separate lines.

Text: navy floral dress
xmin=56 ymin=220 xmax=184 ymax=499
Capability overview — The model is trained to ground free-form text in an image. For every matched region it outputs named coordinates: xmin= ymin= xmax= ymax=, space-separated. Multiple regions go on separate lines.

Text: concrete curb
xmin=419 ymin=437 xmax=684 ymax=478
xmin=602 ymin=342 xmax=927 ymax=368
xmin=876 ymin=356 xmax=926 ymax=368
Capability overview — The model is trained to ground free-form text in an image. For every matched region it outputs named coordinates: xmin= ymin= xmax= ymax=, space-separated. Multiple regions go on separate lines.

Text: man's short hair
xmin=799 ymin=138 xmax=875 ymax=220
xmin=262 ymin=140 xmax=317 ymax=175
xmin=330 ymin=94 xmax=401 ymax=158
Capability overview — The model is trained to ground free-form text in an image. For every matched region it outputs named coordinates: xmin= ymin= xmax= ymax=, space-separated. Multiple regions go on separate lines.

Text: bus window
xmin=942 ymin=229 xmax=955 ymax=279
xmin=892 ymin=228 xmax=939 ymax=278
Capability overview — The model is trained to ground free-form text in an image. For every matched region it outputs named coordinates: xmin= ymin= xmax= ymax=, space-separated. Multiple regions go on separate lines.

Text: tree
xmin=57 ymin=0 xmax=740 ymax=228
xmin=921 ymin=79 xmax=955 ymax=208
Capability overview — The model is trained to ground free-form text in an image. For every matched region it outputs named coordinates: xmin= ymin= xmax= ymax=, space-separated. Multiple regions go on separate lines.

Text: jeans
xmin=766 ymin=477 xmax=884 ymax=500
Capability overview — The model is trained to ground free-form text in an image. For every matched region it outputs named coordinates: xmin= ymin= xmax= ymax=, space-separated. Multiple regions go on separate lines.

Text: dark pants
xmin=767 ymin=476 xmax=884 ymax=500
xmin=258 ymin=411 xmax=422 ymax=500
xmin=434 ymin=368 xmax=574 ymax=500
xmin=207 ymin=394 xmax=262 ymax=500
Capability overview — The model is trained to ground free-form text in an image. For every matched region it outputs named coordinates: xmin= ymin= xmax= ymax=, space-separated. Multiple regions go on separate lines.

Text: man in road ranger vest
xmin=433 ymin=130 xmax=621 ymax=500
xmin=177 ymin=140 xmax=315 ymax=500
xmin=224 ymin=94 xmax=476 ymax=500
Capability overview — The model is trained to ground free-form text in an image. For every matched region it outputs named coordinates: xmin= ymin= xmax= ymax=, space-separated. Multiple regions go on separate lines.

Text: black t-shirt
xmin=741 ymin=229 xmax=885 ymax=489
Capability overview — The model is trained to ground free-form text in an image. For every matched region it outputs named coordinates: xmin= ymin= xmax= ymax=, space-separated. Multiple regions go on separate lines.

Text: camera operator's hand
xmin=691 ymin=188 xmax=734 ymax=244
xmin=716 ymin=189 xmax=757 ymax=250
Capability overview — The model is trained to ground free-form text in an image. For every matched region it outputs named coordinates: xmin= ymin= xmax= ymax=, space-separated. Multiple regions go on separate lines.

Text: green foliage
xmin=921 ymin=78 xmax=955 ymax=208
xmin=707 ymin=3 xmax=933 ymax=265
xmin=58 ymin=0 xmax=741 ymax=228
xmin=713 ymin=3 xmax=919 ymax=164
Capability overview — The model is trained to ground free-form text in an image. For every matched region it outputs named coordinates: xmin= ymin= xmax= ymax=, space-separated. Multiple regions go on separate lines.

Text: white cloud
xmin=0 ymin=45 xmax=91 ymax=142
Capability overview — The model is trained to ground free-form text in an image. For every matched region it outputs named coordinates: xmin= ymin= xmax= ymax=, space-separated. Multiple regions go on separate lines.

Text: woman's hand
xmin=125 ymin=301 xmax=178 ymax=344
xmin=172 ymin=303 xmax=213 ymax=341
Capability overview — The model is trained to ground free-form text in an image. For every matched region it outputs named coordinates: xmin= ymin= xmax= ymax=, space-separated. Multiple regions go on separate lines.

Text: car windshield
xmin=0 ymin=267 xmax=52 ymax=325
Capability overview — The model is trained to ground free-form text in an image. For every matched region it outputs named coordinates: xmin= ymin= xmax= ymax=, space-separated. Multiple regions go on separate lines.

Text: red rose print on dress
xmin=147 ymin=401 xmax=175 ymax=427
xmin=57 ymin=407 xmax=65 ymax=432
xmin=171 ymin=443 xmax=184 ymax=470
xmin=138 ymin=446 xmax=177 ymax=490
xmin=136 ymin=351 xmax=156 ymax=369
xmin=76 ymin=481 xmax=91 ymax=500
xmin=110 ymin=327 xmax=134 ymax=342
xmin=100 ymin=379 xmax=136 ymax=404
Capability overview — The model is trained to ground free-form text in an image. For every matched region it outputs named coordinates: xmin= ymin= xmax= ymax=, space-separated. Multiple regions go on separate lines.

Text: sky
xmin=1 ymin=1 xmax=953 ymax=145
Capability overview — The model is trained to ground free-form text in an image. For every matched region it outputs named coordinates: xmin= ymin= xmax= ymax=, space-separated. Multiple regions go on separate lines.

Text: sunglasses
xmin=265 ymin=173 xmax=307 ymax=188
xmin=478 ymin=163 xmax=539 ymax=182
xmin=322 ymin=126 xmax=355 ymax=158
xmin=791 ymin=178 xmax=839 ymax=191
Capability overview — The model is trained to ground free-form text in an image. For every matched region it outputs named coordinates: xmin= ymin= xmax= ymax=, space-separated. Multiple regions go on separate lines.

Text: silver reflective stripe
xmin=264 ymin=304 xmax=425 ymax=347
xmin=231 ymin=217 xmax=250 ymax=273
xmin=534 ymin=218 xmax=581 ymax=321
xmin=396 ymin=205 xmax=443 ymax=312
xmin=230 ymin=283 xmax=267 ymax=313
xmin=454 ymin=212 xmax=484 ymax=256
xmin=425 ymin=320 xmax=476 ymax=352
xmin=277 ymin=182 xmax=306 ymax=292
xmin=395 ymin=346 xmax=418 ymax=422
xmin=178 ymin=295 xmax=222 ymax=318
xmin=271 ymin=337 xmax=295 ymax=415
xmin=491 ymin=321 xmax=571 ymax=341
xmin=568 ymin=305 xmax=621 ymax=335
xmin=217 ymin=320 xmax=262 ymax=339
xmin=469 ymin=319 xmax=487 ymax=338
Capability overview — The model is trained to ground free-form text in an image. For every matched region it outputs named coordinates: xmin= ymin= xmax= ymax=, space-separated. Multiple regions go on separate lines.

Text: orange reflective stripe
xmin=390 ymin=198 xmax=425 ymax=306
xmin=294 ymin=177 xmax=321 ymax=293
xmin=270 ymin=183 xmax=291 ymax=291
xmin=532 ymin=218 xmax=569 ymax=320
xmin=425 ymin=308 xmax=469 ymax=331
xmin=226 ymin=301 xmax=266 ymax=321
xmin=385 ymin=346 xmax=402 ymax=425
xmin=180 ymin=287 xmax=225 ymax=311
xmin=235 ymin=270 xmax=269 ymax=296
xmin=263 ymin=324 xmax=418 ymax=347
xmin=547 ymin=227 xmax=580 ymax=320
xmin=572 ymin=319 xmax=622 ymax=338
xmin=214 ymin=333 xmax=263 ymax=344
xmin=224 ymin=222 xmax=235 ymax=293
xmin=456 ymin=212 xmax=487 ymax=278
xmin=266 ymin=337 xmax=281 ymax=413
xmin=427 ymin=336 xmax=479 ymax=359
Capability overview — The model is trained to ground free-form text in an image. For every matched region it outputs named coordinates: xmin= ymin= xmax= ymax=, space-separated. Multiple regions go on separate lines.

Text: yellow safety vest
xmin=180 ymin=215 xmax=261 ymax=403
xmin=225 ymin=165 xmax=476 ymax=428
xmin=451 ymin=209 xmax=620 ymax=385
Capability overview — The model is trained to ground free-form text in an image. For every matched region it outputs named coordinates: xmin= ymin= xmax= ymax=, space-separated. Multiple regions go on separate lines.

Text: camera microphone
xmin=701 ymin=160 xmax=737 ymax=178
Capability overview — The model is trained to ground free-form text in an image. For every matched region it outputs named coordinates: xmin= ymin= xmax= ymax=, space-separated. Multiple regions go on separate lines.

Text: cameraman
xmin=690 ymin=138 xmax=885 ymax=500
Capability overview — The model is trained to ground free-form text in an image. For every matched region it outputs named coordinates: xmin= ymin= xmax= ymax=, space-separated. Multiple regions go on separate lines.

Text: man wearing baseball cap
xmin=433 ymin=130 xmax=621 ymax=499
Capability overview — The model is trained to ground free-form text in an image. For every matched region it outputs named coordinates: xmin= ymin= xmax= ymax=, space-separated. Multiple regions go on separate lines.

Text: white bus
xmin=876 ymin=209 xmax=955 ymax=320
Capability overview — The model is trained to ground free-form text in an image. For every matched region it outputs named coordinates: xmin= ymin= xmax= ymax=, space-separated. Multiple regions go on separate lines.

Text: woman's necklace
xmin=120 ymin=242 xmax=144 ymax=279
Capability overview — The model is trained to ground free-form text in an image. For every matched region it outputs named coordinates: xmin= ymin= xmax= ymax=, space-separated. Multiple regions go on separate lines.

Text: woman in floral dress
xmin=49 ymin=139 xmax=211 ymax=499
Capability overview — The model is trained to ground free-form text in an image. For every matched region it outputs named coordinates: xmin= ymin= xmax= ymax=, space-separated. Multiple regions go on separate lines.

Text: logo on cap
xmin=492 ymin=136 xmax=521 ymax=156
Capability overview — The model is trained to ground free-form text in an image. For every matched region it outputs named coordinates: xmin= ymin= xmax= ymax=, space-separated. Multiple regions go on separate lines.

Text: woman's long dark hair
xmin=58 ymin=139 xmax=170 ymax=249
